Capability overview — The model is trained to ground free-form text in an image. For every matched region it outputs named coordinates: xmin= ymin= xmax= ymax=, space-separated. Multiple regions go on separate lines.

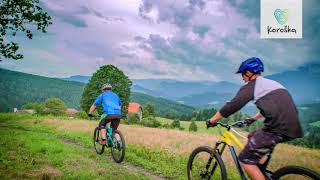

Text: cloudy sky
xmin=1 ymin=0 xmax=319 ymax=82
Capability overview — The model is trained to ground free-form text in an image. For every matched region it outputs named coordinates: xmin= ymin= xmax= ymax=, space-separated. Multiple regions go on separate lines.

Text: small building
xmin=66 ymin=108 xmax=78 ymax=117
xmin=128 ymin=102 xmax=142 ymax=120
xmin=14 ymin=108 xmax=35 ymax=114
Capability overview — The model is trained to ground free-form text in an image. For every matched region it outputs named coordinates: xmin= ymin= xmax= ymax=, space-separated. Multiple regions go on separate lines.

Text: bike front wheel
xmin=272 ymin=166 xmax=320 ymax=180
xmin=111 ymin=130 xmax=126 ymax=163
xmin=187 ymin=146 xmax=227 ymax=180
xmin=93 ymin=127 xmax=105 ymax=154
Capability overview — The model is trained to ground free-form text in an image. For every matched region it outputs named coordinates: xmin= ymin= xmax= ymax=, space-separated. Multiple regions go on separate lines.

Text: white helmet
xmin=101 ymin=83 xmax=112 ymax=91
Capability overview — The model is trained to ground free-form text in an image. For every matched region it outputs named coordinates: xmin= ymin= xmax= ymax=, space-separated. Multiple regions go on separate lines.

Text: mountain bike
xmin=92 ymin=114 xmax=126 ymax=163
xmin=187 ymin=120 xmax=320 ymax=180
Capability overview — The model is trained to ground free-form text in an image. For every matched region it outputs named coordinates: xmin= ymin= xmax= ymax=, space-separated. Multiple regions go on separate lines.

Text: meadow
xmin=0 ymin=113 xmax=319 ymax=179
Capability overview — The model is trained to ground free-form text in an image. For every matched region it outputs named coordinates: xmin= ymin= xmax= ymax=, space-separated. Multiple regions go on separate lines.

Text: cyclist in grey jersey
xmin=207 ymin=57 xmax=303 ymax=180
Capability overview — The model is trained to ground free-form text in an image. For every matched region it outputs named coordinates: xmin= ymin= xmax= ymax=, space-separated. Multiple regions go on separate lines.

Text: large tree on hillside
xmin=0 ymin=0 xmax=52 ymax=61
xmin=81 ymin=65 xmax=132 ymax=115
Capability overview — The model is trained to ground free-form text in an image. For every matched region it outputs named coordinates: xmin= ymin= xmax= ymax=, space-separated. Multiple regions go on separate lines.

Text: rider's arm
xmin=251 ymin=112 xmax=263 ymax=121
xmin=88 ymin=104 xmax=96 ymax=114
xmin=209 ymin=111 xmax=224 ymax=123
xmin=210 ymin=81 xmax=255 ymax=124
xmin=89 ymin=94 xmax=103 ymax=114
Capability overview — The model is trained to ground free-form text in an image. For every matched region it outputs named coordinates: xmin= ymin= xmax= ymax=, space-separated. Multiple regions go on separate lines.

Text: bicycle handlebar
xmin=207 ymin=120 xmax=245 ymax=129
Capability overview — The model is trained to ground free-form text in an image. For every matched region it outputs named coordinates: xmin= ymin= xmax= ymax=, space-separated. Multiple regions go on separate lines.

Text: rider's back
xmin=220 ymin=76 xmax=303 ymax=138
xmin=94 ymin=91 xmax=122 ymax=115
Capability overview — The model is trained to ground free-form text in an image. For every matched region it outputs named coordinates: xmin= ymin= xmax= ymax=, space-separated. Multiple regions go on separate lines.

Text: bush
xmin=162 ymin=123 xmax=171 ymax=129
xmin=21 ymin=102 xmax=44 ymax=114
xmin=75 ymin=111 xmax=88 ymax=119
xmin=42 ymin=98 xmax=67 ymax=116
xmin=171 ymin=119 xmax=181 ymax=129
xmin=126 ymin=114 xmax=140 ymax=124
xmin=140 ymin=117 xmax=162 ymax=128
xmin=189 ymin=120 xmax=197 ymax=132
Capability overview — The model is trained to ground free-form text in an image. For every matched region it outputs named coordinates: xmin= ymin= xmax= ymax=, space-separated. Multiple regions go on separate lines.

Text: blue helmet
xmin=236 ymin=57 xmax=264 ymax=74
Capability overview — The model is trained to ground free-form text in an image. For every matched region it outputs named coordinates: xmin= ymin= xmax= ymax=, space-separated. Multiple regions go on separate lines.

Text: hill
xmin=0 ymin=68 xmax=85 ymax=112
xmin=131 ymin=92 xmax=196 ymax=116
xmin=0 ymin=69 xmax=196 ymax=117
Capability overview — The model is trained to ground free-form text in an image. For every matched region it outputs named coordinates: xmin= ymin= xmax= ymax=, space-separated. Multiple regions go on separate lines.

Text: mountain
xmin=60 ymin=62 xmax=320 ymax=108
xmin=0 ymin=69 xmax=196 ymax=117
xmin=0 ymin=68 xmax=85 ymax=112
xmin=131 ymin=92 xmax=196 ymax=116
xmin=131 ymin=85 xmax=170 ymax=98
xmin=266 ymin=63 xmax=320 ymax=104
xmin=177 ymin=91 xmax=234 ymax=107
xmin=133 ymin=80 xmax=239 ymax=99
xmin=61 ymin=75 xmax=90 ymax=83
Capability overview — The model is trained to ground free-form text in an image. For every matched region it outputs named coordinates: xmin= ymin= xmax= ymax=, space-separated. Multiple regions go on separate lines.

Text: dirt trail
xmin=59 ymin=137 xmax=168 ymax=180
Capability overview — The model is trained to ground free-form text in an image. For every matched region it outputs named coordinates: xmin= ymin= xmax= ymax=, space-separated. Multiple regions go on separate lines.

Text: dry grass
xmin=37 ymin=118 xmax=320 ymax=172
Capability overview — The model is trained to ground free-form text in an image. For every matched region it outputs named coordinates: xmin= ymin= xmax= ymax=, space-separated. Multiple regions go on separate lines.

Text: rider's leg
xmin=99 ymin=118 xmax=110 ymax=144
xmin=239 ymin=128 xmax=283 ymax=180
xmin=111 ymin=118 xmax=121 ymax=140
xmin=242 ymin=164 xmax=265 ymax=180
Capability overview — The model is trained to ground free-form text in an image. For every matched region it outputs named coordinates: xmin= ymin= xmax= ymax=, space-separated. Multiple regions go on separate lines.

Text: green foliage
xmin=124 ymin=114 xmax=140 ymax=124
xmin=0 ymin=0 xmax=52 ymax=61
xmin=143 ymin=103 xmax=155 ymax=117
xmin=81 ymin=65 xmax=132 ymax=115
xmin=75 ymin=111 xmax=88 ymax=119
xmin=42 ymin=98 xmax=67 ymax=116
xmin=0 ymin=68 xmax=85 ymax=112
xmin=140 ymin=116 xmax=162 ymax=128
xmin=131 ymin=92 xmax=195 ymax=118
xmin=188 ymin=120 xmax=197 ymax=132
xmin=171 ymin=119 xmax=181 ymax=129
xmin=21 ymin=102 xmax=44 ymax=114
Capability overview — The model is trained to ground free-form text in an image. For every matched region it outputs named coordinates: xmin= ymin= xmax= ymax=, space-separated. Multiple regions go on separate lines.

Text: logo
xmin=274 ymin=9 xmax=290 ymax=25
xmin=261 ymin=0 xmax=302 ymax=39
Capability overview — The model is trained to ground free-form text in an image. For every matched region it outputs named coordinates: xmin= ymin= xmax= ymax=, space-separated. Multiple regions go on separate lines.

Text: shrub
xmin=21 ymin=102 xmax=44 ymax=114
xmin=42 ymin=98 xmax=67 ymax=116
xmin=140 ymin=117 xmax=162 ymax=128
xmin=75 ymin=111 xmax=88 ymax=119
xmin=189 ymin=120 xmax=198 ymax=132
xmin=171 ymin=119 xmax=181 ymax=129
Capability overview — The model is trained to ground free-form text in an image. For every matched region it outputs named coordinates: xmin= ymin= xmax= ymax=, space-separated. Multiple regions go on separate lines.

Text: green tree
xmin=42 ymin=98 xmax=67 ymax=116
xmin=0 ymin=0 xmax=52 ymax=61
xmin=143 ymin=103 xmax=155 ymax=117
xmin=21 ymin=102 xmax=43 ymax=114
xmin=189 ymin=120 xmax=198 ymax=132
xmin=171 ymin=119 xmax=181 ymax=129
xmin=81 ymin=65 xmax=132 ymax=115
xmin=75 ymin=111 xmax=88 ymax=119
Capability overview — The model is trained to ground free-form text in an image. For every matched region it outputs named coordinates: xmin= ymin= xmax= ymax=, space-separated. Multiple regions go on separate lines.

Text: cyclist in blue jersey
xmin=88 ymin=83 xmax=122 ymax=145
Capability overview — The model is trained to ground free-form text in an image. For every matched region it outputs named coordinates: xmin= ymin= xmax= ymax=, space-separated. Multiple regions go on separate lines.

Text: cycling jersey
xmin=94 ymin=91 xmax=122 ymax=115
xmin=220 ymin=76 xmax=303 ymax=138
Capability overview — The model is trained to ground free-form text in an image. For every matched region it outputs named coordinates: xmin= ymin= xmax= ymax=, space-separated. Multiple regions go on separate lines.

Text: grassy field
xmin=1 ymin=113 xmax=320 ymax=179
xmin=156 ymin=117 xmax=221 ymax=134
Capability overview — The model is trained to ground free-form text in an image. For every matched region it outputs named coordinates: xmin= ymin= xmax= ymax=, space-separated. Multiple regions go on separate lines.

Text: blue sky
xmin=1 ymin=0 xmax=319 ymax=82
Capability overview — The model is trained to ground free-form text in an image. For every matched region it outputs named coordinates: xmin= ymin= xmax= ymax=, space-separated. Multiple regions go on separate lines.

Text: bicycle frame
xmin=212 ymin=127 xmax=247 ymax=180
xmin=99 ymin=115 xmax=114 ymax=146
xmin=212 ymin=125 xmax=273 ymax=180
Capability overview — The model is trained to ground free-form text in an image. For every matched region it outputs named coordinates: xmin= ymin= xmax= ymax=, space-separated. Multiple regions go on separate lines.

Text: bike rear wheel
xmin=272 ymin=166 xmax=320 ymax=180
xmin=111 ymin=130 xmax=126 ymax=163
xmin=93 ymin=127 xmax=105 ymax=154
xmin=187 ymin=146 xmax=227 ymax=180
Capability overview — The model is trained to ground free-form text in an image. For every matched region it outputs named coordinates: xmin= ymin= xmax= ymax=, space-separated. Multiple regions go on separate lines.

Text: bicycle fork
xmin=205 ymin=141 xmax=227 ymax=177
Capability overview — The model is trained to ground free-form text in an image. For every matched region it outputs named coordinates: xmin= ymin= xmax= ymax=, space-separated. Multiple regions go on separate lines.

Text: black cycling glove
xmin=206 ymin=119 xmax=217 ymax=128
xmin=244 ymin=118 xmax=256 ymax=126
